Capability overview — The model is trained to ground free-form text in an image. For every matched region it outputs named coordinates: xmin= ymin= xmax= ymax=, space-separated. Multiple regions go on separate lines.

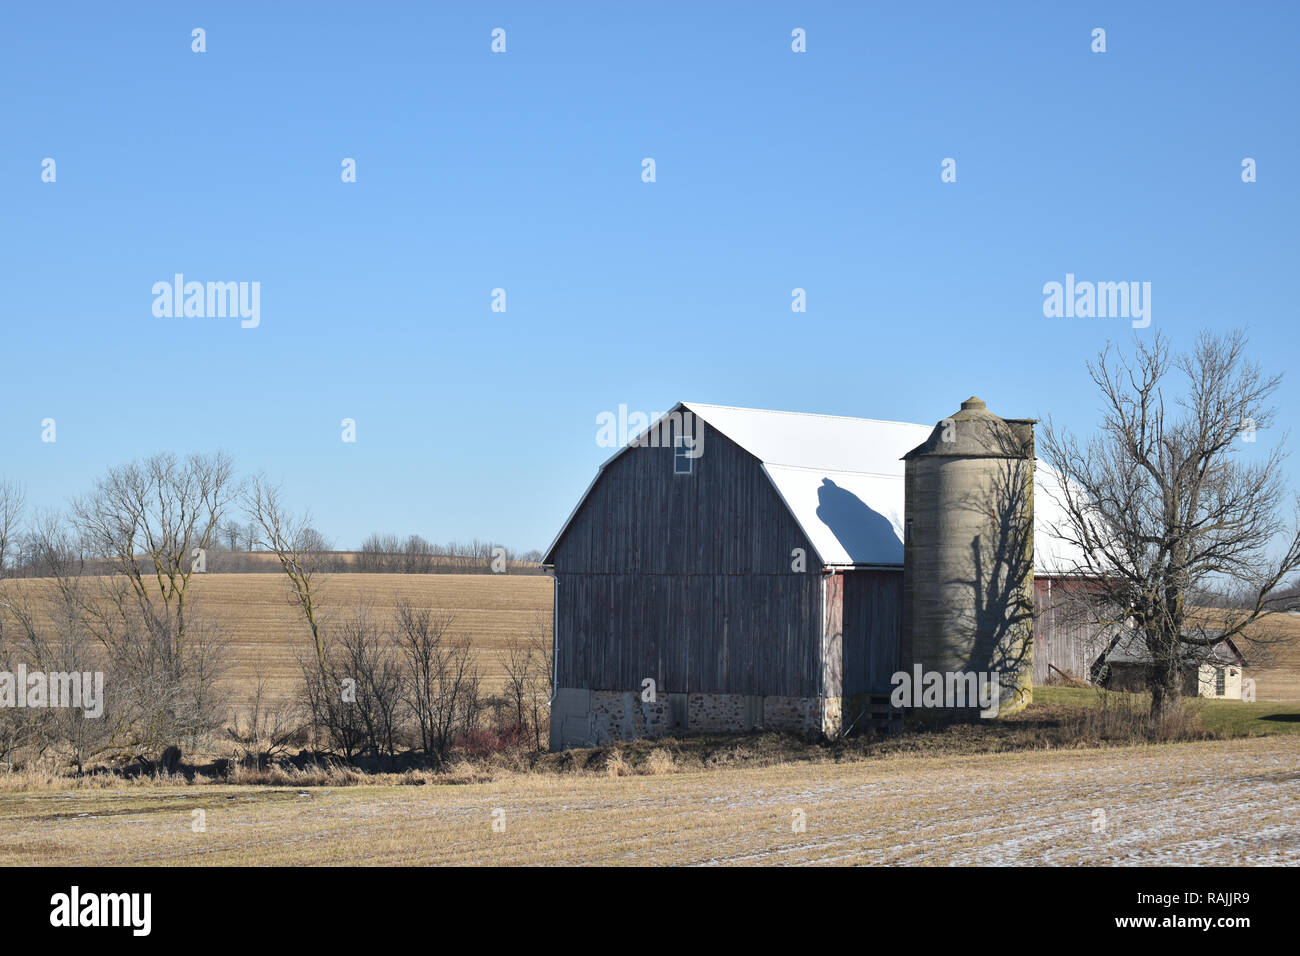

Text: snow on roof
xmin=761 ymin=464 xmax=907 ymax=566
xmin=684 ymin=403 xmax=1083 ymax=572
xmin=681 ymin=403 xmax=932 ymax=477
xmin=1032 ymin=469 xmax=1091 ymax=577
xmin=543 ymin=401 xmax=1088 ymax=572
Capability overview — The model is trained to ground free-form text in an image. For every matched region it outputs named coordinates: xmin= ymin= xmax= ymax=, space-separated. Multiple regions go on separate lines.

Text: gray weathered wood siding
xmin=841 ymin=569 xmax=903 ymax=695
xmin=549 ymin=422 xmax=824 ymax=696
xmin=1032 ymin=577 xmax=1109 ymax=684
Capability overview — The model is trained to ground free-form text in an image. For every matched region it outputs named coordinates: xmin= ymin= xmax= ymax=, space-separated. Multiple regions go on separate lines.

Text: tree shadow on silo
xmin=946 ymin=424 xmax=1036 ymax=713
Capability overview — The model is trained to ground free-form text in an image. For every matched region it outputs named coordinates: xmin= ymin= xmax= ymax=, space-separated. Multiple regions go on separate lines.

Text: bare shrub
xmin=1064 ymin=689 xmax=1211 ymax=745
xmin=337 ymin=606 xmax=403 ymax=757
xmin=299 ymin=644 xmax=367 ymax=761
xmin=644 ymin=748 xmax=675 ymax=775
xmin=504 ymin=611 xmax=553 ymax=751
xmin=604 ymin=749 xmax=630 ymax=778
xmin=228 ymin=674 xmax=302 ymax=768
xmin=455 ymin=723 xmax=525 ymax=760
xmin=394 ymin=601 xmax=480 ymax=768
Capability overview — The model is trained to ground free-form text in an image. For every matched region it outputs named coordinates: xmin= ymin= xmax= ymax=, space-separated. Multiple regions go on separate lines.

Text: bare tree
xmin=503 ymin=611 xmax=554 ymax=749
xmin=67 ymin=452 xmax=237 ymax=758
xmin=403 ymin=535 xmax=434 ymax=574
xmin=1040 ymin=331 xmax=1300 ymax=719
xmin=0 ymin=480 xmax=26 ymax=755
xmin=298 ymin=647 xmax=367 ymax=760
xmin=0 ymin=512 xmax=120 ymax=771
xmin=394 ymin=601 xmax=479 ymax=767
xmin=356 ymin=533 xmax=405 ymax=572
xmin=244 ymin=476 xmax=331 ymax=671
xmin=502 ymin=634 xmax=535 ymax=735
xmin=72 ymin=451 xmax=237 ymax=651
xmin=221 ymin=520 xmax=243 ymax=552
xmin=521 ymin=611 xmax=555 ymax=749
xmin=0 ymin=480 xmax=24 ymax=580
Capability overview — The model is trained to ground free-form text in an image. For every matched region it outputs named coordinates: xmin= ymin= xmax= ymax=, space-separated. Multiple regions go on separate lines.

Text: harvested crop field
xmin=1242 ymin=612 xmax=1300 ymax=701
xmin=1 ymin=737 xmax=1294 ymax=866
xmin=3 ymin=572 xmax=553 ymax=706
xmin=197 ymin=572 xmax=553 ymax=703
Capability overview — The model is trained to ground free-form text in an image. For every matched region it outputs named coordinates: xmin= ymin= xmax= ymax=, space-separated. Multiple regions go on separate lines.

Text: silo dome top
xmin=902 ymin=396 xmax=1034 ymax=460
xmin=950 ymin=396 xmax=999 ymax=423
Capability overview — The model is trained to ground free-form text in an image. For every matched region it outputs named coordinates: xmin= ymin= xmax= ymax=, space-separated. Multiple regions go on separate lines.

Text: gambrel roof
xmin=543 ymin=401 xmax=1083 ymax=572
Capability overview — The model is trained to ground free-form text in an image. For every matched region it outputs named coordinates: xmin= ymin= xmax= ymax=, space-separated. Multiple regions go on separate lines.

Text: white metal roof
xmin=760 ymin=464 xmax=907 ymax=566
xmin=1032 ymin=469 xmax=1091 ymax=577
xmin=682 ymin=403 xmax=1083 ymax=573
xmin=543 ymin=401 xmax=1087 ymax=573
xmin=681 ymin=403 xmax=932 ymax=477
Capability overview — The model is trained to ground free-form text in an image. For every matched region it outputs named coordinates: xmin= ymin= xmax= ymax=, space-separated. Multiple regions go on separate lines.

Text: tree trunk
xmin=1148 ymin=657 xmax=1182 ymax=722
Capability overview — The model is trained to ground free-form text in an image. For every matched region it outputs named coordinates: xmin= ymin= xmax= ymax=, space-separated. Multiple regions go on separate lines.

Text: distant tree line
xmin=351 ymin=534 xmax=543 ymax=574
xmin=3 ymin=517 xmax=545 ymax=577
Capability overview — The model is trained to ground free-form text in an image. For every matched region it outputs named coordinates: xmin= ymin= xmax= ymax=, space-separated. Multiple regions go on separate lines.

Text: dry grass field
xmin=4 ymin=572 xmax=553 ymax=708
xmin=194 ymin=572 xmax=554 ymax=705
xmin=0 ymin=736 xmax=1294 ymax=865
xmin=1240 ymin=612 xmax=1300 ymax=701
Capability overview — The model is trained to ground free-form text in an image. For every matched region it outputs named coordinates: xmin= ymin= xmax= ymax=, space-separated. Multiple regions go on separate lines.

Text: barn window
xmin=1215 ymin=668 xmax=1225 ymax=696
xmin=674 ymin=435 xmax=694 ymax=475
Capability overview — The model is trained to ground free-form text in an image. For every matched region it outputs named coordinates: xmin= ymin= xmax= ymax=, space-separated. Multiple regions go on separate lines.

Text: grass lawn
xmin=1034 ymin=685 xmax=1300 ymax=736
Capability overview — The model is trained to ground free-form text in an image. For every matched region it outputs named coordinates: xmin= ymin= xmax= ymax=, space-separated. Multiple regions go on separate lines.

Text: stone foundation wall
xmin=551 ymin=687 xmax=840 ymax=749
xmin=590 ymin=690 xmax=676 ymax=742
xmin=685 ymin=693 xmax=747 ymax=732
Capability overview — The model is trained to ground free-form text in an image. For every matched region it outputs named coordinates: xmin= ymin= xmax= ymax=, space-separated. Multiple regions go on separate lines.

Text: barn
xmin=542 ymin=398 xmax=1083 ymax=750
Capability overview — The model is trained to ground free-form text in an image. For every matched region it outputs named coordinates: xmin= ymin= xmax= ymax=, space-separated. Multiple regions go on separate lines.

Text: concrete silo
xmin=902 ymin=397 xmax=1035 ymax=716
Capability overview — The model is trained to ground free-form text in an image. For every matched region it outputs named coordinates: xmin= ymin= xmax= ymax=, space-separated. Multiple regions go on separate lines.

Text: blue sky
xmin=3 ymin=2 xmax=1297 ymax=552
